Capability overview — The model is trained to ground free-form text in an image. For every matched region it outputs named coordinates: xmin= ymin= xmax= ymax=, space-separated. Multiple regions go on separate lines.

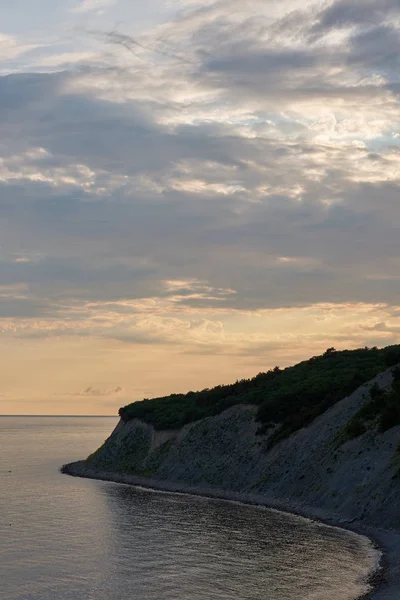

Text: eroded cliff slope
xmin=64 ymin=368 xmax=400 ymax=529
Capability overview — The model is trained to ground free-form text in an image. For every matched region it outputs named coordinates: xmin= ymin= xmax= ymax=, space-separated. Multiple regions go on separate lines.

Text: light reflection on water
xmin=0 ymin=417 xmax=375 ymax=600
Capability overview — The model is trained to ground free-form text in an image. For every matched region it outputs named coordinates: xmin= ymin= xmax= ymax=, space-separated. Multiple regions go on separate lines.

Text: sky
xmin=0 ymin=0 xmax=400 ymax=415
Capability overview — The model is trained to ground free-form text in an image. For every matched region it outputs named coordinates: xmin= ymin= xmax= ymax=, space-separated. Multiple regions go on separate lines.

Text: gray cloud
xmin=347 ymin=24 xmax=400 ymax=74
xmin=0 ymin=0 xmax=399 ymax=345
xmin=76 ymin=385 xmax=123 ymax=396
xmin=313 ymin=0 xmax=400 ymax=33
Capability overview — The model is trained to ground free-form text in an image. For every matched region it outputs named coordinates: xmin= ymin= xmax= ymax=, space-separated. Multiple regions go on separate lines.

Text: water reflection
xmin=99 ymin=482 xmax=370 ymax=600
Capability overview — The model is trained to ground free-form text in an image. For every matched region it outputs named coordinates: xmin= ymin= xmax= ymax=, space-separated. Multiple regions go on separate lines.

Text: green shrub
xmin=378 ymin=391 xmax=400 ymax=432
xmin=342 ymin=418 xmax=367 ymax=441
xmin=392 ymin=366 xmax=400 ymax=383
xmin=339 ymin=381 xmax=400 ymax=444
xmin=383 ymin=346 xmax=400 ymax=367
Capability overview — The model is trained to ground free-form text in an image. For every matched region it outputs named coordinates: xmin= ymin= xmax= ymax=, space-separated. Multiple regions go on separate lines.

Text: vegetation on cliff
xmin=119 ymin=345 xmax=400 ymax=445
xmin=340 ymin=366 xmax=400 ymax=443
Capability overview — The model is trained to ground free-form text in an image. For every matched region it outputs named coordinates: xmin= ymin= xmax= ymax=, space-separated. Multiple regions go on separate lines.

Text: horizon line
xmin=0 ymin=414 xmax=117 ymax=417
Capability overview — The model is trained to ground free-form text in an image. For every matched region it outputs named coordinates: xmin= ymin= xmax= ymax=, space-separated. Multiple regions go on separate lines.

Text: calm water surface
xmin=0 ymin=417 xmax=376 ymax=600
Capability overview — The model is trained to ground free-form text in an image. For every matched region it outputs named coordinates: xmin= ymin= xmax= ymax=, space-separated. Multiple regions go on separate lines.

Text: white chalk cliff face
xmin=65 ymin=369 xmax=400 ymax=530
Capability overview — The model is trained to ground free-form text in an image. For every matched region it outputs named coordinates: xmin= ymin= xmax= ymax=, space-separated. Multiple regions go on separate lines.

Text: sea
xmin=0 ymin=417 xmax=378 ymax=600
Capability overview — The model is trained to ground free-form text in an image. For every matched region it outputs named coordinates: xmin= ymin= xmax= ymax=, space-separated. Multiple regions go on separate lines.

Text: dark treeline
xmin=119 ymin=345 xmax=400 ymax=447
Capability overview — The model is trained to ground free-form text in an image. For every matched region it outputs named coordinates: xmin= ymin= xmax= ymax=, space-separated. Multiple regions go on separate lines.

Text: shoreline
xmin=61 ymin=460 xmax=400 ymax=600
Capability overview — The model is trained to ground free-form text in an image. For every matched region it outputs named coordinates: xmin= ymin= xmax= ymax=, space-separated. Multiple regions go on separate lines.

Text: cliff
xmin=63 ymin=367 xmax=400 ymax=531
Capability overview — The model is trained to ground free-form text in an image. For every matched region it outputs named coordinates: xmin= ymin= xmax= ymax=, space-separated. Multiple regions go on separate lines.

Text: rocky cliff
xmin=63 ymin=368 xmax=400 ymax=530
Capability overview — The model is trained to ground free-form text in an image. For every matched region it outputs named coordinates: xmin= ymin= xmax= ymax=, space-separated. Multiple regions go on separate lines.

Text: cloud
xmin=70 ymin=0 xmax=116 ymax=15
xmin=0 ymin=67 xmax=399 ymax=317
xmin=0 ymin=34 xmax=40 ymax=62
xmin=313 ymin=0 xmax=400 ymax=33
xmin=76 ymin=385 xmax=123 ymax=396
xmin=36 ymin=52 xmax=104 ymax=69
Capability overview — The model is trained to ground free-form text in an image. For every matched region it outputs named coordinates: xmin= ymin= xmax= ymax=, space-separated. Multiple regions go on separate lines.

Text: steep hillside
xmin=63 ymin=352 xmax=400 ymax=530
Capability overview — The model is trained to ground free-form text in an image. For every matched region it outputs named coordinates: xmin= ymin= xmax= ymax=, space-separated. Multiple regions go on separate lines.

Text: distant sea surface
xmin=1 ymin=417 xmax=376 ymax=600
